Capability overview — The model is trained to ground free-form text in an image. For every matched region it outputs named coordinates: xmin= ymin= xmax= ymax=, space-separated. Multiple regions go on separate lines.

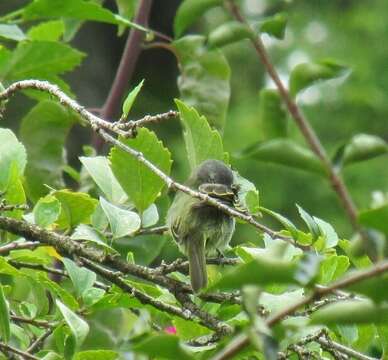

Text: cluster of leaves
xmin=0 ymin=0 xmax=387 ymax=360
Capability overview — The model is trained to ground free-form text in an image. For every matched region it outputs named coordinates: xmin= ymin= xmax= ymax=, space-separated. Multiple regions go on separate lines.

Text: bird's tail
xmin=187 ymin=238 xmax=207 ymax=293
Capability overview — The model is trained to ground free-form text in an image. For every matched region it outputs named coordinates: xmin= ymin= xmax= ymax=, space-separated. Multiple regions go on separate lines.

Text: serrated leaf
xmin=359 ymin=203 xmax=388 ymax=235
xmin=208 ymin=21 xmax=254 ymax=49
xmin=258 ymin=89 xmax=288 ymax=140
xmin=99 ymin=196 xmax=141 ymax=238
xmin=289 ymin=59 xmax=348 ymax=97
xmin=0 ymin=285 xmax=10 ymax=343
xmin=20 ymin=101 xmax=76 ymax=202
xmin=56 ymin=300 xmax=89 ymax=348
xmin=334 ymin=134 xmax=388 ymax=169
xmin=173 ymin=36 xmax=230 ymax=131
xmin=260 ymin=13 xmax=287 ymax=39
xmin=310 ymin=300 xmax=388 ymax=325
xmin=74 ymin=350 xmax=118 ymax=360
xmin=54 ymin=189 xmax=98 ymax=229
xmin=122 ymin=79 xmax=144 ymax=118
xmin=133 ymin=335 xmax=194 ymax=360
xmin=238 ymin=139 xmax=325 ymax=175
xmin=0 ymin=24 xmax=26 ymax=41
xmin=175 ymin=99 xmax=225 ymax=170
xmin=27 ymin=20 xmax=65 ymax=41
xmin=24 ymin=0 xmax=128 ymax=27
xmin=62 ymin=258 xmax=96 ymax=298
xmin=0 ymin=40 xmax=84 ymax=81
xmin=80 ymin=156 xmax=127 ymax=204
xmin=0 ymin=128 xmax=26 ymax=191
xmin=174 ymin=0 xmax=222 ymax=37
xmin=33 ymin=194 xmax=61 ymax=228
xmin=109 ymin=128 xmax=172 ymax=212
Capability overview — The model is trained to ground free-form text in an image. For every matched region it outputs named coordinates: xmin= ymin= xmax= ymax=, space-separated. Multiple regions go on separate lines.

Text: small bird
xmin=167 ymin=159 xmax=236 ymax=293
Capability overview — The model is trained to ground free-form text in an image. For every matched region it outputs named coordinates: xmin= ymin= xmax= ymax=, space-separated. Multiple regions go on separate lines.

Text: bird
xmin=167 ymin=159 xmax=237 ymax=293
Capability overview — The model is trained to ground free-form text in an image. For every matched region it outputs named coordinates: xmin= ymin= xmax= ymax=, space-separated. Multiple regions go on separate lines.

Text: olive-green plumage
xmin=167 ymin=159 xmax=236 ymax=293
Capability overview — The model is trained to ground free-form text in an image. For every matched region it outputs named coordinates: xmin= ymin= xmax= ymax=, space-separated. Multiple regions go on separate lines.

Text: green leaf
xmin=115 ymin=0 xmax=138 ymax=35
xmin=74 ymin=350 xmax=118 ymax=360
xmin=0 ymin=41 xmax=84 ymax=82
xmin=258 ymin=89 xmax=288 ymax=140
xmin=296 ymin=204 xmax=321 ymax=241
xmin=20 ymin=101 xmax=76 ymax=202
xmin=109 ymin=128 xmax=172 ymax=212
xmin=36 ymin=272 xmax=78 ymax=310
xmin=79 ymin=156 xmax=127 ymax=204
xmin=175 ymin=99 xmax=225 ymax=170
xmin=210 ymin=257 xmax=297 ymax=291
xmin=0 ymin=285 xmax=10 ymax=343
xmin=99 ymin=196 xmax=141 ymax=238
xmin=172 ymin=318 xmax=211 ymax=341
xmin=208 ymin=21 xmax=254 ymax=49
xmin=0 ymin=128 xmax=27 ymax=191
xmin=56 ymin=300 xmax=89 ymax=348
xmin=238 ymin=139 xmax=325 ymax=175
xmin=173 ymin=36 xmax=230 ymax=131
xmin=33 ymin=194 xmax=61 ymax=228
xmin=359 ymin=203 xmax=388 ymax=235
xmin=319 ymin=255 xmax=350 ymax=284
xmin=260 ymin=207 xmax=299 ymax=240
xmin=3 ymin=162 xmax=26 ymax=219
xmin=174 ymin=0 xmax=222 ymax=37
xmin=62 ymin=258 xmax=96 ymax=298
xmin=132 ymin=335 xmax=194 ymax=360
xmin=27 ymin=20 xmax=65 ymax=41
xmin=259 ymin=13 xmax=288 ymax=39
xmin=121 ymin=79 xmax=144 ymax=118
xmin=141 ymin=204 xmax=159 ymax=228
xmin=289 ymin=59 xmax=348 ymax=97
xmin=23 ymin=0 xmax=128 ymax=26
xmin=334 ymin=134 xmax=388 ymax=168
xmin=234 ymin=173 xmax=260 ymax=214
xmin=71 ymin=224 xmax=113 ymax=250
xmin=0 ymin=24 xmax=26 ymax=41
xmin=310 ymin=299 xmax=388 ymax=325
xmin=54 ymin=189 xmax=98 ymax=229
xmin=313 ymin=216 xmax=339 ymax=248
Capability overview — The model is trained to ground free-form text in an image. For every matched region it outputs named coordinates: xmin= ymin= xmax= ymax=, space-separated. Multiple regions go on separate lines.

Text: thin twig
xmin=10 ymin=315 xmax=53 ymax=329
xmin=26 ymin=327 xmax=54 ymax=354
xmin=136 ymin=225 xmax=169 ymax=236
xmin=0 ymin=343 xmax=39 ymax=360
xmin=0 ymin=241 xmax=42 ymax=255
xmin=227 ymin=1 xmax=361 ymax=234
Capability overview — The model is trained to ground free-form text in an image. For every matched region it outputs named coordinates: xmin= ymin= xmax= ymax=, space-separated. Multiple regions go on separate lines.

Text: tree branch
xmin=227 ymin=1 xmax=362 ymax=235
xmin=0 ymin=80 xmax=295 ymax=244
xmin=210 ymin=260 xmax=388 ymax=360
